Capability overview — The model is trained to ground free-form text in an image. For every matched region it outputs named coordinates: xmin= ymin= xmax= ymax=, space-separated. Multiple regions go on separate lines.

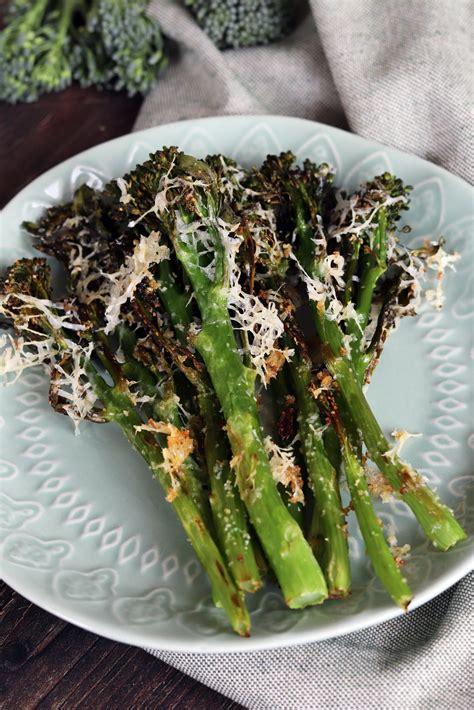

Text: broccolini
xmin=0 ymin=0 xmax=166 ymax=103
xmin=0 ymin=146 xmax=466 ymax=634
xmin=185 ymin=0 xmax=294 ymax=49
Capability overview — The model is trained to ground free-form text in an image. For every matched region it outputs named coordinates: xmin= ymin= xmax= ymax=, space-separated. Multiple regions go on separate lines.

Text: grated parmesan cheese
xmin=366 ymin=468 xmax=395 ymax=503
xmin=135 ymin=419 xmax=194 ymax=502
xmin=104 ymin=231 xmax=170 ymax=334
xmin=386 ymin=524 xmax=411 ymax=566
xmin=384 ymin=429 xmax=422 ymax=462
xmin=264 ymin=436 xmax=304 ymax=504
xmin=0 ymin=333 xmax=55 ymax=384
xmin=425 ymin=245 xmax=460 ymax=310
xmin=0 ymin=293 xmax=85 ymax=333
xmin=51 ymin=342 xmax=99 ymax=433
xmin=116 ymin=177 xmax=132 ymax=205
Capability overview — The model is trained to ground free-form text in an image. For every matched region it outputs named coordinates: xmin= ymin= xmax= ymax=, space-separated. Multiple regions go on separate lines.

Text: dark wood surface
xmin=0 ymin=85 xmax=241 ymax=710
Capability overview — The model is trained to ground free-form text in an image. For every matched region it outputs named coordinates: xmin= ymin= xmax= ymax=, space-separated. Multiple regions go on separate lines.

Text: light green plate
xmin=0 ymin=116 xmax=472 ymax=652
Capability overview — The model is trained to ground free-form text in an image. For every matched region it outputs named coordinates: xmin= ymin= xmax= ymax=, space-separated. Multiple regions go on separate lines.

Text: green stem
xmin=154 ymin=257 xmax=261 ymax=593
xmin=327 ymin=352 xmax=466 ymax=550
xmin=114 ymin=328 xmax=213 ymax=527
xmin=14 ymin=0 xmax=49 ymax=34
xmin=152 ymin=380 xmax=212 ymax=527
xmin=345 ymin=210 xmax=388 ymax=381
xmin=167 ymin=190 xmax=328 ymax=607
xmin=336 ymin=418 xmax=412 ymax=609
xmin=289 ymin=352 xmax=351 ymax=597
xmin=195 ymin=299 xmax=328 ymax=608
xmin=268 ymin=370 xmax=304 ymax=528
xmin=343 ymin=240 xmax=361 ymax=306
xmin=198 ymin=389 xmax=262 ymax=592
xmin=88 ymin=366 xmax=250 ymax=636
xmin=157 ymin=260 xmax=192 ymax=345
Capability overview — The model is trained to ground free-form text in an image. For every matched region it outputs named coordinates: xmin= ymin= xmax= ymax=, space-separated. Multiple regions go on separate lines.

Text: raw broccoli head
xmin=0 ymin=0 xmax=166 ymax=103
xmin=0 ymin=0 xmax=76 ymax=103
xmin=185 ymin=0 xmax=295 ymax=49
xmin=74 ymin=0 xmax=167 ymax=96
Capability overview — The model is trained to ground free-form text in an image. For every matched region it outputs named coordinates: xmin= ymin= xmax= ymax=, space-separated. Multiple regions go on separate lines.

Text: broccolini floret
xmin=0 ymin=147 xmax=466 ymax=632
xmin=185 ymin=0 xmax=294 ymax=49
xmin=0 ymin=0 xmax=78 ymax=104
xmin=73 ymin=0 xmax=167 ymax=96
xmin=0 ymin=0 xmax=166 ymax=104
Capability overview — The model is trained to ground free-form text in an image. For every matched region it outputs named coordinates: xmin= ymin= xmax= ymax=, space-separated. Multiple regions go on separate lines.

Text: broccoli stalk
xmin=331 ymin=403 xmax=412 ymax=609
xmin=0 ymin=257 xmax=251 ymax=636
xmin=239 ymin=153 xmax=351 ymax=597
xmin=326 ymin=351 xmax=466 ymax=550
xmin=288 ymin=350 xmax=351 ymax=597
xmin=291 ymin=169 xmax=466 ymax=552
xmin=198 ymin=386 xmax=262 ymax=592
xmin=267 ymin=371 xmax=305 ymax=528
xmin=27 ymin=174 xmax=262 ymax=596
xmin=154 ymin=151 xmax=328 ymax=608
xmin=131 ymin=295 xmax=262 ymax=593
xmin=92 ymin=375 xmax=251 ymax=636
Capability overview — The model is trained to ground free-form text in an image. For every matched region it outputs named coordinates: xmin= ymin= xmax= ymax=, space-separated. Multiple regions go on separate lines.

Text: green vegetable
xmin=73 ymin=0 xmax=167 ymax=96
xmin=289 ymin=351 xmax=351 ymax=598
xmin=0 ymin=0 xmax=77 ymax=103
xmin=130 ymin=149 xmax=328 ymax=608
xmin=0 ymin=0 xmax=166 ymax=104
xmin=1 ymin=146 xmax=466 ymax=634
xmin=286 ymin=156 xmax=466 ymax=552
xmin=332 ymin=410 xmax=412 ymax=609
xmin=238 ymin=152 xmax=351 ymax=597
xmin=185 ymin=0 xmax=294 ymax=49
xmin=0 ymin=256 xmax=250 ymax=636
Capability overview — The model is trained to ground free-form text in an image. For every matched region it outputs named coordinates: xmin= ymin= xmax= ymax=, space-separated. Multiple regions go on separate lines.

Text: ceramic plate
xmin=1 ymin=116 xmax=472 ymax=653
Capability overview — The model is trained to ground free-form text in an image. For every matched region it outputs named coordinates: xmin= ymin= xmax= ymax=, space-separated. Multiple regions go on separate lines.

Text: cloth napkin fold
xmin=147 ymin=575 xmax=473 ymax=709
xmin=136 ymin=0 xmax=473 ymax=183
xmin=137 ymin=1 xmax=473 ymax=706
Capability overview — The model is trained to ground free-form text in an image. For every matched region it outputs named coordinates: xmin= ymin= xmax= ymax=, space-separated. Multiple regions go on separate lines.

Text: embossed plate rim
xmin=1 ymin=115 xmax=472 ymax=653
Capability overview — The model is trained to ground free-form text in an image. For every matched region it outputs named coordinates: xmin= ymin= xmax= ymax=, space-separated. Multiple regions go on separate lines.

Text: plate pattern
xmin=0 ymin=116 xmax=472 ymax=652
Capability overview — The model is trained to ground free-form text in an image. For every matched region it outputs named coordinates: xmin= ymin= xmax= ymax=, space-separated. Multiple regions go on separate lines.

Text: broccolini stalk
xmin=344 ymin=209 xmax=389 ymax=380
xmin=130 ymin=304 xmax=262 ymax=593
xmin=27 ymin=172 xmax=260 ymax=592
xmin=290 ymin=167 xmax=466 ymax=551
xmin=139 ymin=149 xmax=328 ymax=608
xmin=119 ymin=333 xmax=213 ymax=528
xmin=330 ymin=405 xmax=412 ymax=609
xmin=332 ymin=175 xmax=411 ymax=383
xmin=195 ymin=315 xmax=328 ymax=607
xmin=0 ymin=258 xmax=250 ymax=636
xmin=0 ymin=0 xmax=79 ymax=103
xmin=267 ymin=371 xmax=305 ymax=528
xmin=85 ymin=370 xmax=250 ymax=635
xmin=288 ymin=350 xmax=351 ymax=597
xmin=326 ymin=353 xmax=466 ymax=550
xmin=198 ymin=388 xmax=262 ymax=592
xmin=101 ymin=391 xmax=250 ymax=635
xmin=240 ymin=153 xmax=350 ymax=596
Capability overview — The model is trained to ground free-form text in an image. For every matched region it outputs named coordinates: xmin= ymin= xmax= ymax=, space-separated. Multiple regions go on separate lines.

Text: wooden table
xmin=0 ymin=85 xmax=241 ymax=710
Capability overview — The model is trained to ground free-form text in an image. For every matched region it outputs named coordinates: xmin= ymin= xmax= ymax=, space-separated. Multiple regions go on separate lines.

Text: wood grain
xmin=0 ymin=584 xmax=241 ymax=709
xmin=0 ymin=70 xmax=242 ymax=709
xmin=0 ymin=85 xmax=142 ymax=207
